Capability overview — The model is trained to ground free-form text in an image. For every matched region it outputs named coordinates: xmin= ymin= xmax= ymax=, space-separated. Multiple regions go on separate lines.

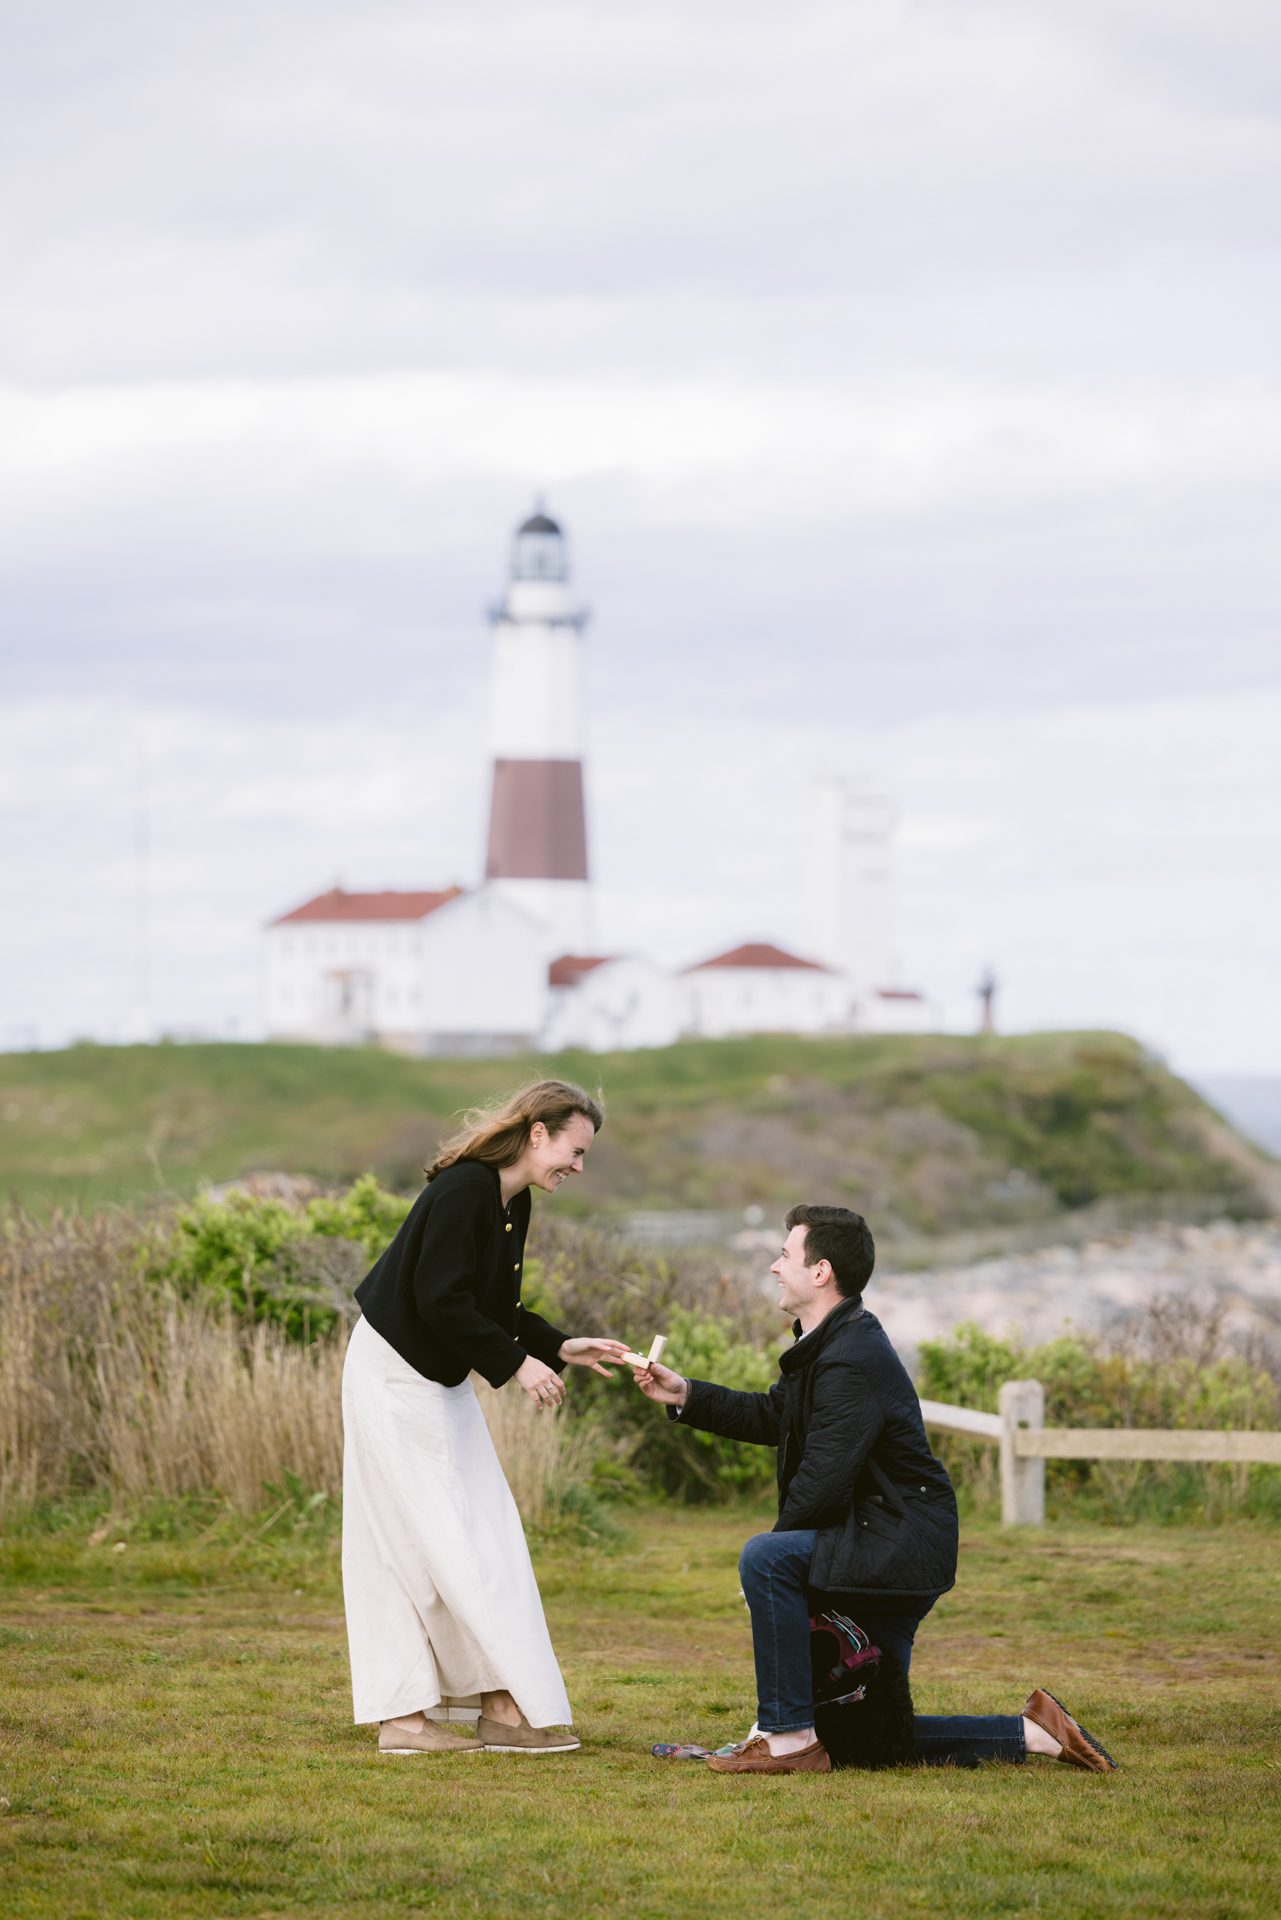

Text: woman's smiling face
xmin=526 ymin=1112 xmax=597 ymax=1193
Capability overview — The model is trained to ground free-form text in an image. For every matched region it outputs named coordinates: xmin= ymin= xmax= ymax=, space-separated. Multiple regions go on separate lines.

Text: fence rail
xmin=918 ymin=1400 xmax=1001 ymax=1442
xmin=920 ymin=1380 xmax=1281 ymax=1524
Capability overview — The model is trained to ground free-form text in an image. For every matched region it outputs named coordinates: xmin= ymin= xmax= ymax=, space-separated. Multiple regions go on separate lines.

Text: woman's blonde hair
xmin=425 ymin=1079 xmax=605 ymax=1181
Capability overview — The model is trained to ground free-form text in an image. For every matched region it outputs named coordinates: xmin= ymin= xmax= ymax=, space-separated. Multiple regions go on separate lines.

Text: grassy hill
xmin=1 ymin=1031 xmax=1276 ymax=1244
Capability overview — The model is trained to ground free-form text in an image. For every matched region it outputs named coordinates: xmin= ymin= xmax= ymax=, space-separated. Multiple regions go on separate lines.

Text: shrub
xmin=526 ymin=1211 xmax=773 ymax=1346
xmin=0 ymin=1199 xmax=597 ymax=1526
xmin=917 ymin=1301 xmax=1281 ymax=1523
xmin=298 ymin=1174 xmax=413 ymax=1262
xmin=527 ymin=1214 xmax=781 ymax=1500
xmin=158 ymin=1174 xmax=411 ymax=1338
xmin=573 ymin=1306 xmax=780 ymax=1502
xmin=8 ymin=1183 xmax=1277 ymax=1527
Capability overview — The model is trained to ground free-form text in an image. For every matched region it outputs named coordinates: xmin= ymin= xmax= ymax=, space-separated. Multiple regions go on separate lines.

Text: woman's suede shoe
xmin=1023 ymin=1689 xmax=1119 ymax=1771
xmin=378 ymin=1715 xmax=480 ymax=1754
xmin=477 ymin=1714 xmax=581 ymax=1753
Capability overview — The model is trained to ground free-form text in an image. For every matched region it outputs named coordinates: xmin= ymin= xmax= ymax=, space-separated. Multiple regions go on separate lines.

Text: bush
xmin=10 ymin=1181 xmax=1277 ymax=1526
xmin=570 ymin=1307 xmax=780 ymax=1502
xmin=0 ymin=1199 xmax=602 ymax=1526
xmin=527 ymin=1214 xmax=781 ymax=1500
xmin=295 ymin=1174 xmax=413 ymax=1263
xmin=159 ymin=1174 xmax=411 ymax=1338
xmin=917 ymin=1301 xmax=1281 ymax=1523
xmin=525 ymin=1211 xmax=772 ymax=1346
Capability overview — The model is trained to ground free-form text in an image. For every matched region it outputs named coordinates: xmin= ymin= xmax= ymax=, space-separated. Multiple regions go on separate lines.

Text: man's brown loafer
xmin=706 ymin=1735 xmax=832 ymax=1775
xmin=1024 ymin=1688 xmax=1118 ymax=1772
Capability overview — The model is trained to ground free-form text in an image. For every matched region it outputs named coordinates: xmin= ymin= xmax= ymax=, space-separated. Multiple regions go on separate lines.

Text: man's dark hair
xmin=785 ymin=1203 xmax=875 ymax=1300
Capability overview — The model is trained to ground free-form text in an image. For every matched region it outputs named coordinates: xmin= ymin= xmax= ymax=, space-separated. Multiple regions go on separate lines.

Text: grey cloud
xmin=3 ymin=0 xmax=1279 ymax=1067
xmin=3 ymin=2 xmax=1280 ymax=383
xmin=4 ymin=444 xmax=1275 ymax=723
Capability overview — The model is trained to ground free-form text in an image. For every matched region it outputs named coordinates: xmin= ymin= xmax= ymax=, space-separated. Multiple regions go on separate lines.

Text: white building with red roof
xmin=680 ymin=942 xmax=850 ymax=1038
xmin=265 ymin=885 xmax=546 ymax=1051
xmin=863 ymin=985 xmax=933 ymax=1034
xmin=542 ymin=953 xmax=681 ymax=1052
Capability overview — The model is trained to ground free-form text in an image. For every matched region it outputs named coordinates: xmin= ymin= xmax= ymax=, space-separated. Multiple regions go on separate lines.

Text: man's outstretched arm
xmin=635 ymin=1360 xmax=785 ymax=1447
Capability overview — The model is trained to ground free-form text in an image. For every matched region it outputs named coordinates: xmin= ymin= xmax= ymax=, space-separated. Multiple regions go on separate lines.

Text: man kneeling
xmin=634 ymin=1204 xmax=1117 ymax=1776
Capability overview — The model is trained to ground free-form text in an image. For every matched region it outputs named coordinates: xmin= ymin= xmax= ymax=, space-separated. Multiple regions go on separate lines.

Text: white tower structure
xmin=484 ymin=505 xmax=592 ymax=958
xmin=808 ymin=779 xmax=898 ymax=1005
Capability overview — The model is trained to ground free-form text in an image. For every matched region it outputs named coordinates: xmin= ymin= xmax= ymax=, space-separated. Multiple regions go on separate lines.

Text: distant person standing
xmin=342 ymin=1080 xmax=628 ymax=1755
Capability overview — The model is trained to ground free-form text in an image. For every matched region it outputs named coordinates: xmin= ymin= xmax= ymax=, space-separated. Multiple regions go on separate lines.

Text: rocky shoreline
xmin=870 ymin=1219 xmax=1281 ymax=1370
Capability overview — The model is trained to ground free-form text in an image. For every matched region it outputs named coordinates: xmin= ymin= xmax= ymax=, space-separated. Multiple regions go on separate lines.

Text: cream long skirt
xmin=341 ymin=1315 xmax=573 ymax=1728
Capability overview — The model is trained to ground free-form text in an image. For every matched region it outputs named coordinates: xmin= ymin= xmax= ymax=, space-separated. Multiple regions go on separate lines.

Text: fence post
xmin=999 ymin=1379 xmax=1045 ymax=1527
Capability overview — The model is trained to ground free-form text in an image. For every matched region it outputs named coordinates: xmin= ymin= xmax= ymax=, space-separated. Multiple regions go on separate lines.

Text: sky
xmin=2 ymin=0 xmax=1279 ymax=1075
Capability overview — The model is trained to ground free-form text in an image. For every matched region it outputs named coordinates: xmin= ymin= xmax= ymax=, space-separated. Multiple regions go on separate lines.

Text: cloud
xmin=2 ymin=366 xmax=1278 ymax=720
xmin=2 ymin=0 xmax=1279 ymax=1070
xmin=3 ymin=2 xmax=1280 ymax=381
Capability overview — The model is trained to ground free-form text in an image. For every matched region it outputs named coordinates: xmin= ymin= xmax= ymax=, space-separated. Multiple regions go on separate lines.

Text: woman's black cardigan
xmin=354 ymin=1160 xmax=570 ymax=1388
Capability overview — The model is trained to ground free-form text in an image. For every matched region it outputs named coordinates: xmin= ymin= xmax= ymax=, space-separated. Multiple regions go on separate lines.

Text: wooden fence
xmin=920 ymin=1382 xmax=1281 ymax=1525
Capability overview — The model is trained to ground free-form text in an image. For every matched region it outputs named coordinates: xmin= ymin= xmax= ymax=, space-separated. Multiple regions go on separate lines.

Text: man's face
xmin=770 ymin=1224 xmax=822 ymax=1319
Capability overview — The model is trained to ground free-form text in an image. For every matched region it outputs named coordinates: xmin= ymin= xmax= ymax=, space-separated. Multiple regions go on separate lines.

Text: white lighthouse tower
xmin=483 ymin=504 xmax=593 ymax=958
xmin=808 ymin=779 xmax=898 ymax=1004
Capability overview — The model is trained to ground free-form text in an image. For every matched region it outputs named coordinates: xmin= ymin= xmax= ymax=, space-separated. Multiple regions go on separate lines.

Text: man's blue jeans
xmin=739 ymin=1530 xmax=1026 ymax=1767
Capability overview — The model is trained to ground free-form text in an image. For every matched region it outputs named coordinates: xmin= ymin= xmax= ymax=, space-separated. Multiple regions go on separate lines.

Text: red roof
xmin=876 ymin=987 xmax=924 ymax=1002
xmin=271 ymin=887 xmax=463 ymax=926
xmin=685 ymin=942 xmax=831 ymax=975
xmin=548 ymin=954 xmax=612 ymax=988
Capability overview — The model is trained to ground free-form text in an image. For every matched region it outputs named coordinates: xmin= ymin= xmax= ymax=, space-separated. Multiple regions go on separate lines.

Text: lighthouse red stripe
xmin=485 ymin=759 xmax=589 ymax=882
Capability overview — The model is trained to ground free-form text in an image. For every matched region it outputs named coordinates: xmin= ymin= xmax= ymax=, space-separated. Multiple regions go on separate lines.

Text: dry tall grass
xmin=0 ymin=1209 xmax=603 ymax=1522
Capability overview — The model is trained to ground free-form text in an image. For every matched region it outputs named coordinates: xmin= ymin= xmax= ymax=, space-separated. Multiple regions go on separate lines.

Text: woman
xmin=341 ymin=1079 xmax=627 ymax=1756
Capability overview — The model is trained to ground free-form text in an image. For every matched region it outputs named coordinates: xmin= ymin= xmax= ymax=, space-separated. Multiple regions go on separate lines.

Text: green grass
xmin=2 ymin=1031 xmax=1275 ymax=1237
xmin=2 ymin=1501 xmax=1279 ymax=1917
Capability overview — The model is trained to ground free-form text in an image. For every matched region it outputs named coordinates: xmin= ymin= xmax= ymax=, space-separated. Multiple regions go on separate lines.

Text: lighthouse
xmin=808 ymin=779 xmax=898 ymax=1000
xmin=483 ymin=504 xmax=593 ymax=958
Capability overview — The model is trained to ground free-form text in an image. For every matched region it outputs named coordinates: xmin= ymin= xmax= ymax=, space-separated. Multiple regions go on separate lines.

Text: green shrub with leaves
xmin=917 ymin=1304 xmax=1281 ymax=1522
xmin=158 ymin=1175 xmax=411 ymax=1338
xmin=298 ymin=1174 xmax=412 ymax=1262
xmin=523 ymin=1210 xmax=783 ymax=1500
xmin=914 ymin=1321 xmax=1023 ymax=1415
xmin=526 ymin=1213 xmax=774 ymax=1348
xmin=50 ymin=1172 xmax=1276 ymax=1524
xmin=573 ymin=1306 xmax=779 ymax=1502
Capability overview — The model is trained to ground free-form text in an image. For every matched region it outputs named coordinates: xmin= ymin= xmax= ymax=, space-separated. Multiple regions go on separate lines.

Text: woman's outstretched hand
xmin=632 ymin=1360 xmax=690 ymax=1409
xmin=558 ymin=1337 xmax=633 ymax=1378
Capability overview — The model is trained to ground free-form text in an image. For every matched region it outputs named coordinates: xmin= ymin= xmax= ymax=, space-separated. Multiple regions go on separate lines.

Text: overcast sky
xmin=2 ymin=0 xmax=1279 ymax=1074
